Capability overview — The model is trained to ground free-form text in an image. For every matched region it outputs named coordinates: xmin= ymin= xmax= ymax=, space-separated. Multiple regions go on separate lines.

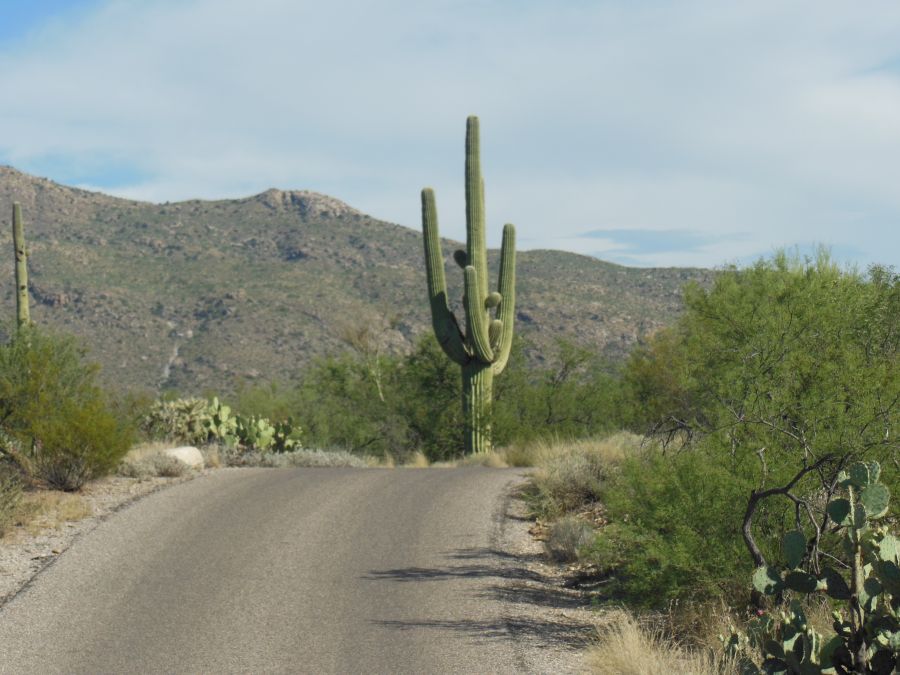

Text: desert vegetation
xmin=0 ymin=194 xmax=897 ymax=673
xmin=515 ymin=253 xmax=899 ymax=672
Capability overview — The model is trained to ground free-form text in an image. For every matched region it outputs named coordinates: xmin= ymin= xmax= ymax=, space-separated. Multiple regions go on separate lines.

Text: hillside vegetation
xmin=0 ymin=166 xmax=709 ymax=395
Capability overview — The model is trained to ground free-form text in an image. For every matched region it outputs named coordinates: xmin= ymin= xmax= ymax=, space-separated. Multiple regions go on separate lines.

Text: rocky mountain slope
xmin=0 ymin=166 xmax=712 ymax=394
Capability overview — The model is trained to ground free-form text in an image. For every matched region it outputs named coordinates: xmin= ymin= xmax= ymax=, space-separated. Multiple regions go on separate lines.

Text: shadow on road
xmin=363 ymin=546 xmax=597 ymax=649
xmin=372 ymin=618 xmax=595 ymax=649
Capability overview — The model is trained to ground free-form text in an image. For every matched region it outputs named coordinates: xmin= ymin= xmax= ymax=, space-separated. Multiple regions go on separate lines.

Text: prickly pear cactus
xmin=731 ymin=461 xmax=900 ymax=674
xmin=420 ymin=116 xmax=516 ymax=454
xmin=203 ymin=397 xmax=238 ymax=446
xmin=272 ymin=418 xmax=302 ymax=453
xmin=143 ymin=398 xmax=213 ymax=445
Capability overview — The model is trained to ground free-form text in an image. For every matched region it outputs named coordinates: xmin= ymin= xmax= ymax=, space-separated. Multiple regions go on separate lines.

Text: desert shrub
xmin=604 ymin=254 xmax=899 ymax=605
xmin=493 ymin=339 xmax=626 ymax=447
xmin=221 ymin=447 xmax=369 ymax=468
xmin=0 ymin=328 xmax=134 ymax=490
xmin=150 ymin=454 xmax=189 ymax=477
xmin=545 ymin=516 xmax=594 ymax=562
xmin=258 ymin=334 xmax=628 ymax=462
xmin=524 ymin=435 xmax=640 ymax=519
xmin=119 ymin=451 xmax=192 ymax=479
xmin=0 ymin=465 xmax=22 ymax=536
xmin=585 ymin=443 xmax=754 ymax=607
xmin=292 ymin=353 xmax=410 ymax=459
xmin=27 ymin=398 xmax=134 ymax=490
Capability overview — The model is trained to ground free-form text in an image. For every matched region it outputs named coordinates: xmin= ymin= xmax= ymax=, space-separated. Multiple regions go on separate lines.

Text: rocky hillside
xmin=0 ymin=166 xmax=712 ymax=394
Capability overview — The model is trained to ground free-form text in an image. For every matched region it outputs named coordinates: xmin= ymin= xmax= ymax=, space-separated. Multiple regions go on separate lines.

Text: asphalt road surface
xmin=0 ymin=467 xmax=585 ymax=673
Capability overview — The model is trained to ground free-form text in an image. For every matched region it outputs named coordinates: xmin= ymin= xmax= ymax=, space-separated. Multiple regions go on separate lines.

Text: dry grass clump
xmin=445 ymin=451 xmax=509 ymax=468
xmin=403 ymin=451 xmax=430 ymax=468
xmin=587 ymin=610 xmax=737 ymax=675
xmin=10 ymin=490 xmax=92 ymax=537
xmin=118 ymin=448 xmax=191 ymax=479
xmin=118 ymin=452 xmax=190 ymax=480
xmin=525 ymin=432 xmax=645 ymax=518
xmin=502 ymin=432 xmax=643 ymax=469
xmin=225 ymin=448 xmax=371 ymax=468
xmin=545 ymin=515 xmax=594 ymax=562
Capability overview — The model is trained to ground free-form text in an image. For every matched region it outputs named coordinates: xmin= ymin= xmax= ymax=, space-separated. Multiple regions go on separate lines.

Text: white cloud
xmin=0 ymin=0 xmax=898 ymax=268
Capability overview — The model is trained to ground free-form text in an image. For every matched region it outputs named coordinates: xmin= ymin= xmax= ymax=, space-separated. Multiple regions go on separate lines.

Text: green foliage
xmin=205 ymin=397 xmax=238 ymax=446
xmin=143 ymin=397 xmax=215 ymax=445
xmin=731 ymin=461 xmax=900 ymax=674
xmin=585 ymin=443 xmax=755 ymax=606
xmin=143 ymin=395 xmax=302 ymax=454
xmin=0 ymin=327 xmax=133 ymax=491
xmin=493 ymin=338 xmax=625 ymax=447
xmin=291 ymin=351 xmax=409 ymax=458
xmin=608 ymin=254 xmax=899 ymax=607
xmin=253 ymin=334 xmax=625 ymax=462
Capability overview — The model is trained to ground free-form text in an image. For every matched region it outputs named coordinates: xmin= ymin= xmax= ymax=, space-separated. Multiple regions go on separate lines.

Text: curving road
xmin=0 ymin=467 xmax=586 ymax=674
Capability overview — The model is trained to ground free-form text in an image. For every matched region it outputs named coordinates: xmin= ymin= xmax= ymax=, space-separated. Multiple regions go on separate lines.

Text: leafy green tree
xmin=603 ymin=253 xmax=899 ymax=604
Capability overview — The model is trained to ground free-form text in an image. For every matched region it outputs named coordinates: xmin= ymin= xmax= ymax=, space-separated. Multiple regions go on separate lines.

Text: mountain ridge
xmin=0 ymin=166 xmax=713 ymax=394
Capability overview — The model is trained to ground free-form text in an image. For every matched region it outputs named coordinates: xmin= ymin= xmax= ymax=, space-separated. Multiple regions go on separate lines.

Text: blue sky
xmin=0 ymin=0 xmax=898 ymax=270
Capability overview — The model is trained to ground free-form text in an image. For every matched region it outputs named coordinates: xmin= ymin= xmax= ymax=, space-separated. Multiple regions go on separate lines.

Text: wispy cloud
xmin=0 ymin=0 xmax=898 ymax=269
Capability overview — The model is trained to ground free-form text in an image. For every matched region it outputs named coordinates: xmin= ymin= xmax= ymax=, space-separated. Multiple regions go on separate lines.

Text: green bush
xmin=601 ymin=254 xmax=899 ymax=606
xmin=261 ymin=335 xmax=627 ymax=462
xmin=0 ymin=328 xmax=133 ymax=491
xmin=585 ymin=444 xmax=755 ymax=607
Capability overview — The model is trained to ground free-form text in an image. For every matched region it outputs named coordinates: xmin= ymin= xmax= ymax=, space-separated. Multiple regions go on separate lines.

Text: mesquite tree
xmin=420 ymin=116 xmax=516 ymax=454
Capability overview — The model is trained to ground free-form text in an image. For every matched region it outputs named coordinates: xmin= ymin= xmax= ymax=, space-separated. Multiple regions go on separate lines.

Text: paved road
xmin=0 ymin=467 xmax=581 ymax=674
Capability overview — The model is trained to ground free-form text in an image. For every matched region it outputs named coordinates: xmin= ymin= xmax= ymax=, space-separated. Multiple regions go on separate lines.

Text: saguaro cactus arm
xmin=492 ymin=223 xmax=516 ymax=375
xmin=465 ymin=117 xmax=490 ymax=301
xmin=421 ymin=188 xmax=469 ymax=365
xmin=463 ymin=266 xmax=494 ymax=362
xmin=12 ymin=203 xmax=30 ymax=328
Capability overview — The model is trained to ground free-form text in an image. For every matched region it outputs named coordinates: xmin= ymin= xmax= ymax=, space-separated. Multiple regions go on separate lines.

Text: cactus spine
xmin=421 ymin=116 xmax=516 ymax=454
xmin=11 ymin=203 xmax=29 ymax=328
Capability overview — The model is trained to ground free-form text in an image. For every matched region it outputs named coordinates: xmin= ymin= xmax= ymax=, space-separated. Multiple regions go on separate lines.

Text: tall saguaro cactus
xmin=421 ymin=116 xmax=516 ymax=454
xmin=11 ymin=203 xmax=30 ymax=328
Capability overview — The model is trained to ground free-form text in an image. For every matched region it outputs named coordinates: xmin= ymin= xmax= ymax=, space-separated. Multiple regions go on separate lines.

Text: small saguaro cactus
xmin=420 ymin=116 xmax=516 ymax=454
xmin=11 ymin=203 xmax=30 ymax=328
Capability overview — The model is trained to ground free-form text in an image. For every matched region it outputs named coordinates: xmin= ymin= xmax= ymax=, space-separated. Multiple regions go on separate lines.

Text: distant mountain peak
xmin=254 ymin=188 xmax=361 ymax=219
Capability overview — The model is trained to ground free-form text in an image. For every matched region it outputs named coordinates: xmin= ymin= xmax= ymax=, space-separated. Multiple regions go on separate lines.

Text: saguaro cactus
xmin=421 ymin=116 xmax=516 ymax=454
xmin=11 ymin=203 xmax=29 ymax=328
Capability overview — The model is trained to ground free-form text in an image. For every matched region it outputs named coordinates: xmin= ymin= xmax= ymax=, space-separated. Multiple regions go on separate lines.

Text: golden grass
xmin=586 ymin=610 xmax=738 ymax=675
xmin=402 ymin=451 xmax=430 ymax=468
xmin=122 ymin=441 xmax=174 ymax=463
xmin=10 ymin=491 xmax=93 ymax=537
xmin=500 ymin=431 xmax=646 ymax=469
